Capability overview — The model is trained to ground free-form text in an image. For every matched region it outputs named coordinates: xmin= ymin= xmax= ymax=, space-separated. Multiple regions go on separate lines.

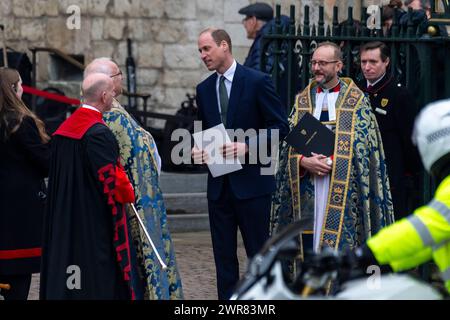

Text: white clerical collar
xmin=367 ymin=73 xmax=386 ymax=87
xmin=81 ymin=104 xmax=101 ymax=113
xmin=314 ymin=82 xmax=340 ymax=122
xmin=217 ymin=59 xmax=237 ymax=82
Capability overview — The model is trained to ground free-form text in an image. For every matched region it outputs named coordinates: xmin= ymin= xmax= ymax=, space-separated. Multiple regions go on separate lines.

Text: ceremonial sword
xmin=130 ymin=203 xmax=167 ymax=270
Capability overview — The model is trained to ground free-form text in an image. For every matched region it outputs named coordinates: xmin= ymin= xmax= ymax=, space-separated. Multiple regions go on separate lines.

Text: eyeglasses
xmin=310 ymin=60 xmax=339 ymax=68
xmin=110 ymin=70 xmax=123 ymax=78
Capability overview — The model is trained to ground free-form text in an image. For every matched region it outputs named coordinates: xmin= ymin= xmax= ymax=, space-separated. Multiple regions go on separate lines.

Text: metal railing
xmin=262 ymin=3 xmax=450 ymax=116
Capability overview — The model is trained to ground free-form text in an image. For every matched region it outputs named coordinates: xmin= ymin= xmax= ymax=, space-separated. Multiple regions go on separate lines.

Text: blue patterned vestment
xmin=104 ymin=100 xmax=183 ymax=300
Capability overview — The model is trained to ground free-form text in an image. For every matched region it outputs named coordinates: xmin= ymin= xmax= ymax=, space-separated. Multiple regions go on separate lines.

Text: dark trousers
xmin=0 ymin=274 xmax=32 ymax=300
xmin=392 ymin=186 xmax=408 ymax=220
xmin=208 ymin=179 xmax=271 ymax=300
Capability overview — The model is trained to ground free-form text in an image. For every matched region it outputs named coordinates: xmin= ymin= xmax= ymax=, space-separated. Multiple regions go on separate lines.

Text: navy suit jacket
xmin=196 ymin=63 xmax=289 ymax=201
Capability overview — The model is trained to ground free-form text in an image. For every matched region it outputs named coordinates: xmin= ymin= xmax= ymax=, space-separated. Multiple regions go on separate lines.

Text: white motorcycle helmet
xmin=412 ymin=99 xmax=450 ymax=175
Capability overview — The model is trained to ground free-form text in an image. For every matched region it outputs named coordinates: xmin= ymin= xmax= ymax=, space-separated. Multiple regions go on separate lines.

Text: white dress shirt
xmin=366 ymin=73 xmax=386 ymax=88
xmin=81 ymin=104 xmax=101 ymax=113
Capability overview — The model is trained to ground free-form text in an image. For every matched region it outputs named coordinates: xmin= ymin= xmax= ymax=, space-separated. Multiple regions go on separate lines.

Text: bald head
xmin=82 ymin=73 xmax=114 ymax=113
xmin=84 ymin=58 xmax=123 ymax=96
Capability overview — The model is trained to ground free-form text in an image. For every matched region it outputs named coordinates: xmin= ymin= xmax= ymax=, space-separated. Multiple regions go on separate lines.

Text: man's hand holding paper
xmin=192 ymin=146 xmax=210 ymax=164
xmin=221 ymin=142 xmax=249 ymax=159
xmin=192 ymin=123 xmax=243 ymax=177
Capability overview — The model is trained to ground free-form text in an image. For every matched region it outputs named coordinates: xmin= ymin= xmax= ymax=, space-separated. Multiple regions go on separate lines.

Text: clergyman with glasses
xmin=270 ymin=42 xmax=394 ymax=292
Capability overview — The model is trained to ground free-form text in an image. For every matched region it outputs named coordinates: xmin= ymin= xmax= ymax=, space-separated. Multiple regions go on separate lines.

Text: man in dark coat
xmin=40 ymin=73 xmax=136 ymax=300
xmin=358 ymin=41 xmax=421 ymax=220
xmin=238 ymin=2 xmax=274 ymax=71
xmin=193 ymin=28 xmax=288 ymax=299
xmin=238 ymin=3 xmax=291 ymax=109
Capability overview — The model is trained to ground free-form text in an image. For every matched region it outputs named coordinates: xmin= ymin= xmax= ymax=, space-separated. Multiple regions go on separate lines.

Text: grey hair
xmin=83 ymin=57 xmax=115 ymax=78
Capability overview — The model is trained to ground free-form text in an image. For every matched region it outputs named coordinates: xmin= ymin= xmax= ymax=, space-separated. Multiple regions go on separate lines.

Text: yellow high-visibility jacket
xmin=368 ymin=175 xmax=450 ymax=292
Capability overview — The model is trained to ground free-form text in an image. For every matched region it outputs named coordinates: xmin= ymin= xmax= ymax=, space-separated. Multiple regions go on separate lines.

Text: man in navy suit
xmin=192 ymin=28 xmax=289 ymax=299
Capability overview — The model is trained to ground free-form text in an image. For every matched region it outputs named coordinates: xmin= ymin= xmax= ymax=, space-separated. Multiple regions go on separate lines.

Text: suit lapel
xmin=227 ymin=64 xmax=245 ymax=128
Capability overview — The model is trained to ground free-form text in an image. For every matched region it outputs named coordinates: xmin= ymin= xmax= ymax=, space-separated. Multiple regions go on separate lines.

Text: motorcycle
xmin=230 ymin=220 xmax=444 ymax=300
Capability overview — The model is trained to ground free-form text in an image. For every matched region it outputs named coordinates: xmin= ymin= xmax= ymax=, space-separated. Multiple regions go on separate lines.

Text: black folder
xmin=285 ymin=112 xmax=335 ymax=157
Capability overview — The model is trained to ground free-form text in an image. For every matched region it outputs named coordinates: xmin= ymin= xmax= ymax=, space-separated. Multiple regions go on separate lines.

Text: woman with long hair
xmin=0 ymin=67 xmax=50 ymax=300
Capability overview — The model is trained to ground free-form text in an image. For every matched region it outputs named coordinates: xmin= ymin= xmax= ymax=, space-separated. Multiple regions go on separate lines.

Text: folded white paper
xmin=192 ymin=123 xmax=243 ymax=177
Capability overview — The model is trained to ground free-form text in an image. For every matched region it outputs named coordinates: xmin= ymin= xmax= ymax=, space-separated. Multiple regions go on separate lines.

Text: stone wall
xmin=0 ymin=0 xmax=386 ymax=124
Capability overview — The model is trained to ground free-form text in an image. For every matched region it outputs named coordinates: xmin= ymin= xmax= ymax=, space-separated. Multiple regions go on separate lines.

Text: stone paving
xmin=27 ymin=230 xmax=247 ymax=300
